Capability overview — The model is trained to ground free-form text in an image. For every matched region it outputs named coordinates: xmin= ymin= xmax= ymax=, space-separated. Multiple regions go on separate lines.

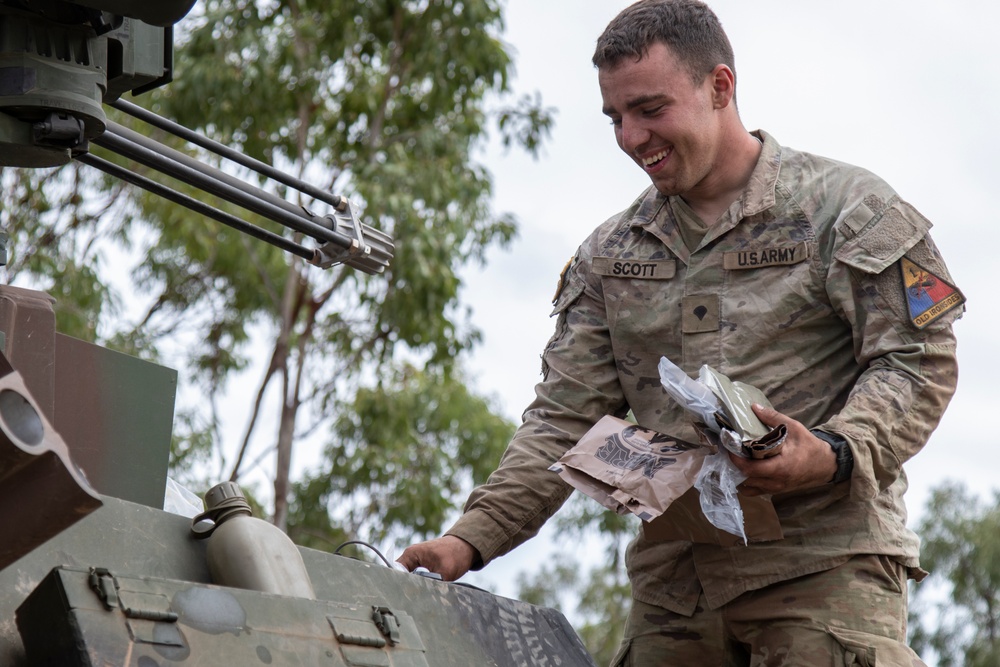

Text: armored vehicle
xmin=0 ymin=2 xmax=598 ymax=664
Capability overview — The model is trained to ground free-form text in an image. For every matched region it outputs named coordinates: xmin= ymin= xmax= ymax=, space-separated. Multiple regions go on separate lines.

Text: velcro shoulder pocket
xmin=834 ymin=200 xmax=932 ymax=274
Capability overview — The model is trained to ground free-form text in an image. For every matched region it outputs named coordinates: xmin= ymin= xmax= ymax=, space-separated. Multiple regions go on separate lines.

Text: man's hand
xmin=396 ymin=535 xmax=478 ymax=582
xmin=729 ymin=404 xmax=836 ymax=496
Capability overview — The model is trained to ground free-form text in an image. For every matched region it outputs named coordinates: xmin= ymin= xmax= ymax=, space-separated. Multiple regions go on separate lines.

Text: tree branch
xmin=228 ymin=342 xmax=280 ymax=481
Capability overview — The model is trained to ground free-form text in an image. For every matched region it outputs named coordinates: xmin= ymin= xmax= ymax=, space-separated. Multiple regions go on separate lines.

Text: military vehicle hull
xmin=0 ymin=286 xmax=596 ymax=666
xmin=3 ymin=494 xmax=597 ymax=666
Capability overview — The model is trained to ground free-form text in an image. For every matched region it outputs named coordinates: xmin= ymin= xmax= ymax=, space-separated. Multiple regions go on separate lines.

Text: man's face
xmin=599 ymin=42 xmax=720 ymax=198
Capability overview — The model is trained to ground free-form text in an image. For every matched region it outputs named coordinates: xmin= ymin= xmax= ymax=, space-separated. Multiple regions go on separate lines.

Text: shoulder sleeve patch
xmin=899 ymin=256 xmax=965 ymax=329
xmin=551 ymin=256 xmax=574 ymax=305
xmin=835 ymin=199 xmax=965 ymax=331
xmin=550 ymin=254 xmax=586 ymax=316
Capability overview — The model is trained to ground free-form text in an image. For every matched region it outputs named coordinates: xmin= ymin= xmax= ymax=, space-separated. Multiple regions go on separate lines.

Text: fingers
xmin=395 ymin=546 xmax=421 ymax=573
xmin=751 ymin=402 xmax=784 ymax=428
xmin=736 ymin=481 xmax=765 ymax=497
xmin=396 ymin=535 xmax=478 ymax=582
xmin=729 ymin=451 xmax=780 ymax=495
xmin=730 ymin=413 xmax=836 ymax=495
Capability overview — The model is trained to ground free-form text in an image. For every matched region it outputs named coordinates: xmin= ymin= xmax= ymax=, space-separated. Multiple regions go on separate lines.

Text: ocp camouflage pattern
xmin=448 ymin=130 xmax=961 ymax=621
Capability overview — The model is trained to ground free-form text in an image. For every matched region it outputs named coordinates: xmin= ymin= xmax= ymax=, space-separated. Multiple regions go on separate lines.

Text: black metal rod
xmin=93 ymin=122 xmax=356 ymax=250
xmin=83 ymin=106 xmax=392 ymax=274
xmin=111 ymin=98 xmax=344 ymax=211
xmin=77 ymin=153 xmax=316 ymax=262
xmin=105 ymin=120 xmax=335 ymax=240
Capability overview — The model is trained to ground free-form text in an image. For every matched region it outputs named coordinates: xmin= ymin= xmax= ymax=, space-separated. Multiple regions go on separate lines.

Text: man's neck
xmin=683 ymin=129 xmax=762 ymax=226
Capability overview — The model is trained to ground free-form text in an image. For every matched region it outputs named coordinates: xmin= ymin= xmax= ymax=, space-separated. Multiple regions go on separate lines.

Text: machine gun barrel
xmin=76 ymin=152 xmax=316 ymax=263
xmin=112 ymin=99 xmax=345 ymax=212
xmin=86 ymin=109 xmax=392 ymax=274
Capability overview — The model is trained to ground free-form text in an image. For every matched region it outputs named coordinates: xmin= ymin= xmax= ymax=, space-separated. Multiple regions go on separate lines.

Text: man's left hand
xmin=729 ymin=404 xmax=836 ymax=496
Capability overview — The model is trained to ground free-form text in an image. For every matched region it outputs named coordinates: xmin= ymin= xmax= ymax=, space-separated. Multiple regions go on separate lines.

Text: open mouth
xmin=642 ymin=149 xmax=669 ymax=169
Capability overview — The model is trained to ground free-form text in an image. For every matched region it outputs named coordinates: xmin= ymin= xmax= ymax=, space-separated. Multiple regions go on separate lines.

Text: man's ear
xmin=709 ymin=64 xmax=736 ymax=109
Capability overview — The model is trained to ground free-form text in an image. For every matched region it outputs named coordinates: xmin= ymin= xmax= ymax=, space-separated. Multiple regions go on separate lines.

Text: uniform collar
xmin=741 ymin=129 xmax=782 ymax=218
xmin=629 ymin=130 xmax=783 ymax=254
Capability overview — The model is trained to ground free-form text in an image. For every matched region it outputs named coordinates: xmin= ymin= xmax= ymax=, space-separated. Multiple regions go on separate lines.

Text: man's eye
xmin=642 ymin=105 xmax=664 ymax=116
xmin=609 ymin=118 xmax=622 ymax=127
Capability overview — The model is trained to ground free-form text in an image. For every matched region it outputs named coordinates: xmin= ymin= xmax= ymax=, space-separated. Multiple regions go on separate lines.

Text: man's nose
xmin=618 ymin=117 xmax=649 ymax=154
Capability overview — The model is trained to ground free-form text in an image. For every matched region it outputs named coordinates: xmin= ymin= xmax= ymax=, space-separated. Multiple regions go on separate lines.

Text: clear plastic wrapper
xmin=657 ymin=357 xmax=722 ymax=431
xmin=698 ymin=365 xmax=772 ymax=441
xmin=694 ymin=450 xmax=749 ymax=544
xmin=658 ymin=356 xmax=784 ymax=542
xmin=660 ymin=357 xmax=786 ymax=460
xmin=551 ymin=359 xmax=787 ymax=545
xmin=163 ymin=477 xmax=204 ymax=518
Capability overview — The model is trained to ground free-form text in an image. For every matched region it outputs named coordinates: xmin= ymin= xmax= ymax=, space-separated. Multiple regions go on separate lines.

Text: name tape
xmin=593 ymin=257 xmax=676 ymax=280
xmin=723 ymin=242 xmax=810 ymax=270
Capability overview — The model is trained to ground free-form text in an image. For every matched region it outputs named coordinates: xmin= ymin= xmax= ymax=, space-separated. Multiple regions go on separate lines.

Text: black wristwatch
xmin=811 ymin=429 xmax=853 ymax=484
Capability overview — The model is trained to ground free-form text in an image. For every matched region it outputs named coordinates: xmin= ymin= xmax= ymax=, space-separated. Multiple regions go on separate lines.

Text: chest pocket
xmin=718 ymin=237 xmax=830 ymax=349
xmin=592 ymin=255 xmax=684 ymax=368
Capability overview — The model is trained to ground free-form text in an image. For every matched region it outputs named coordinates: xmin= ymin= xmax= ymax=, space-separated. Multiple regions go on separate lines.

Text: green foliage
xmin=496 ymin=92 xmax=556 ymax=155
xmin=0 ymin=165 xmax=124 ymax=343
xmin=168 ymin=408 xmax=218 ymax=489
xmin=2 ymin=0 xmax=552 ymax=548
xmin=554 ymin=494 xmax=640 ymax=554
xmin=910 ymin=481 xmax=1000 ymax=667
xmin=130 ymin=0 xmax=542 ymax=405
xmin=292 ymin=363 xmax=514 ymax=547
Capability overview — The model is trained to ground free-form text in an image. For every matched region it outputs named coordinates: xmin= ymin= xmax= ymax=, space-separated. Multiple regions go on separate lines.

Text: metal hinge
xmin=88 ymin=567 xmax=119 ymax=610
xmin=87 ymin=567 xmax=178 ymax=622
xmin=371 ymin=606 xmax=400 ymax=646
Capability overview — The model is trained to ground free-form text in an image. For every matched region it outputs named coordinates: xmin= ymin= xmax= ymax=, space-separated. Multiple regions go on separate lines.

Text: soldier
xmin=399 ymin=0 xmax=963 ymax=664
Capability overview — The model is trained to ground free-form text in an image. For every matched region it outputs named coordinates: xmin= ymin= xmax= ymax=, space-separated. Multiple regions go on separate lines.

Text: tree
xmin=1 ymin=0 xmax=552 ymax=549
xmin=910 ymin=481 xmax=1000 ymax=667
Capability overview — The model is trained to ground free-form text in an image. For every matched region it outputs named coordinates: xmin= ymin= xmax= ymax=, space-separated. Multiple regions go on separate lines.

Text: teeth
xmin=643 ymin=150 xmax=668 ymax=166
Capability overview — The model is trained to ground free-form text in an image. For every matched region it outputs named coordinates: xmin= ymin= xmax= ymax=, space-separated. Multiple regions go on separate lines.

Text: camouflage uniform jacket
xmin=447 ymin=131 xmax=962 ymax=614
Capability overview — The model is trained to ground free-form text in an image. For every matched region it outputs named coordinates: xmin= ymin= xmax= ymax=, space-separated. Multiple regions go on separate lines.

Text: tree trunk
xmin=272 ymin=393 xmax=298 ymax=531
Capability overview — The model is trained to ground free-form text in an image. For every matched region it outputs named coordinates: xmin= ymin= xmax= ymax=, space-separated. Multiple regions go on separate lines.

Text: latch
xmin=87 ymin=567 xmax=178 ymax=623
xmin=88 ymin=567 xmax=119 ymax=610
xmin=329 ymin=603 xmax=428 ymax=667
xmin=370 ymin=606 xmax=400 ymax=646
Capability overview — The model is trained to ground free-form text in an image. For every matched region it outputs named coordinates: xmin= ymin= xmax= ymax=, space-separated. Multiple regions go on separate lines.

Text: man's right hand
xmin=396 ymin=535 xmax=478 ymax=582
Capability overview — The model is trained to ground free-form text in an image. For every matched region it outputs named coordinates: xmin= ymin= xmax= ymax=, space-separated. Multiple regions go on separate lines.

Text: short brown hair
xmin=592 ymin=0 xmax=736 ymax=85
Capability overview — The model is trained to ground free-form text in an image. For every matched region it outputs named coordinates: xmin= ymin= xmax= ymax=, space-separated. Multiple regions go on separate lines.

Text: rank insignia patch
xmin=899 ymin=256 xmax=965 ymax=329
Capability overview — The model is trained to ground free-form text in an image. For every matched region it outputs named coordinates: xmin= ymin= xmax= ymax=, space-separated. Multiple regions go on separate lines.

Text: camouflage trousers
xmin=609 ymin=554 xmax=927 ymax=666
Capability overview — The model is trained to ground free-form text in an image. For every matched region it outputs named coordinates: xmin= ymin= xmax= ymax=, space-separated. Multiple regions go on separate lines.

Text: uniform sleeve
xmin=817 ymin=197 xmax=963 ymax=502
xmin=447 ymin=240 xmax=630 ymax=567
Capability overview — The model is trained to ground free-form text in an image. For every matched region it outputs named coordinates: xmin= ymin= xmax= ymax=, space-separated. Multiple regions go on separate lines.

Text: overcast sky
xmin=458 ymin=0 xmax=999 ymax=596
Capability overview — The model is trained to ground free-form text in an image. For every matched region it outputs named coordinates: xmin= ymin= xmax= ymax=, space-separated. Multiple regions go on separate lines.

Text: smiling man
xmin=399 ymin=1 xmax=963 ymax=664
xmin=600 ymin=40 xmax=756 ymax=227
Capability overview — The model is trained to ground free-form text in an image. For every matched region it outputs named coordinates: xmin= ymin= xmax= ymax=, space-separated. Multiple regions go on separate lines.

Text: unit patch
xmin=551 ymin=256 xmax=574 ymax=304
xmin=899 ymin=256 xmax=965 ymax=329
xmin=593 ymin=257 xmax=676 ymax=280
xmin=723 ymin=242 xmax=809 ymax=270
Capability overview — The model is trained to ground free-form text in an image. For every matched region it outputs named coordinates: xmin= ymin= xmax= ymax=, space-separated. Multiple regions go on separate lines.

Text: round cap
xmin=203 ymin=481 xmax=251 ymax=512
xmin=191 ymin=481 xmax=252 ymax=538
